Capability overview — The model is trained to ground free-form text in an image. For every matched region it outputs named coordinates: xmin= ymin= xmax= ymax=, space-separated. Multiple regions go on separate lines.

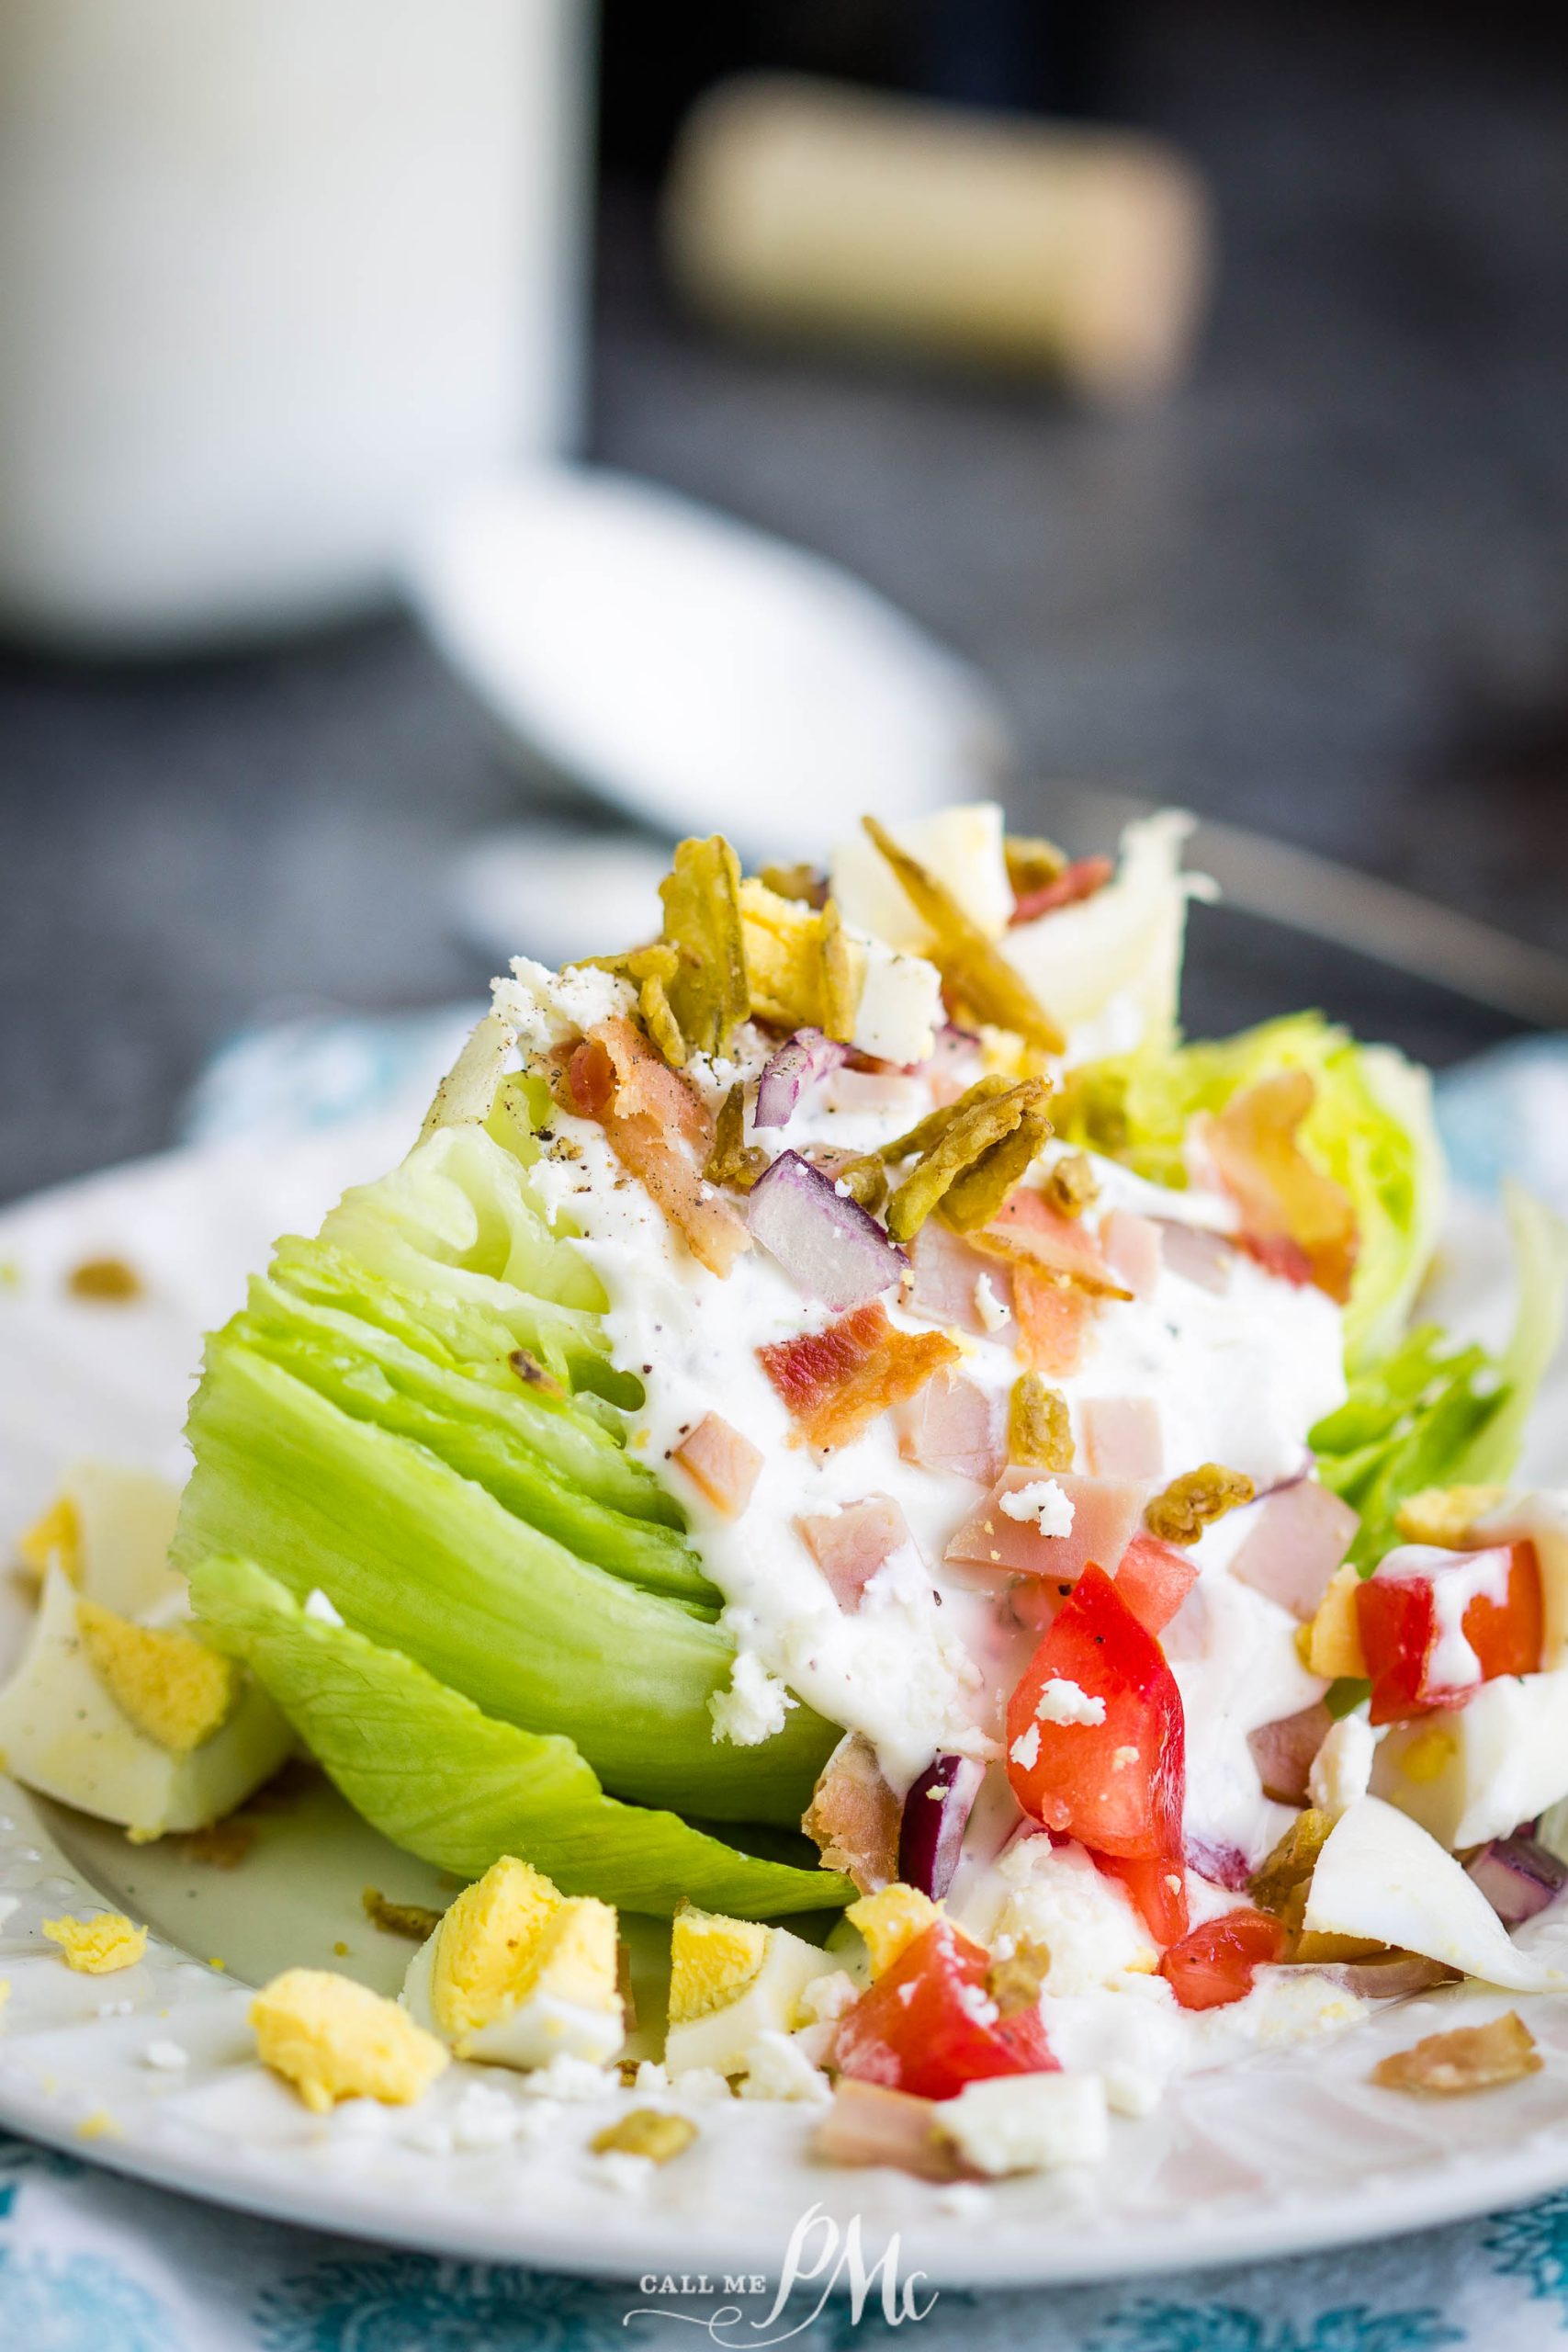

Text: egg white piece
xmin=1304 ymin=1796 xmax=1560 ymax=1991
xmin=664 ymin=1927 xmax=839 ymax=2079
xmin=0 ymin=1566 xmax=292 ymax=1837
xmin=402 ymin=1917 xmax=624 ymax=2073
xmin=1371 ymin=1664 xmax=1568 ymax=1849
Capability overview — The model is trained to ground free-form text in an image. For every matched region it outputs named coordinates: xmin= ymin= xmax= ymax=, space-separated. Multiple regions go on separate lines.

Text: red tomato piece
xmin=1357 ymin=1542 xmax=1542 ymax=1726
xmin=1114 ymin=1532 xmax=1200 ymax=1637
xmin=1158 ymin=1908 xmax=1287 ymax=2011
xmin=1005 ymin=1564 xmax=1187 ymax=1863
xmin=1097 ymin=1851 xmax=1190 ymax=1945
xmin=833 ymin=1920 xmax=1057 ymax=2102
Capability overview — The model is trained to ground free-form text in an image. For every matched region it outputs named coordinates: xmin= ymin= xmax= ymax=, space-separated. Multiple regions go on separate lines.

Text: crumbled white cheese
xmin=738 ymin=2030 xmax=833 ymax=2104
xmin=936 ymin=2181 xmax=992 ymax=2217
xmin=1034 ymin=1677 xmax=1106 ymax=1728
xmin=1102 ymin=2064 xmax=1162 ymax=2119
xmin=999 ymin=1480 xmax=1075 ymax=1537
xmin=515 ymin=2054 xmax=618 ymax=2101
xmin=591 ymin=2151 xmax=655 ymax=2197
xmin=302 ymin=1589 xmax=344 ymax=1627
xmin=449 ymin=2081 xmax=526 ymax=2148
xmin=994 ymin=1841 xmax=1158 ymax=1996
xmin=669 ymin=2066 xmax=733 ymax=2105
xmin=633 ymin=2060 xmax=670 ymax=2094
xmin=142 ymin=2040 xmax=188 ymax=2071
xmin=850 ymin=934 xmax=944 ymax=1065
xmin=709 ymin=1649 xmax=796 ymax=1747
xmin=494 ymin=956 xmax=634 ymax=1055
xmin=1308 ymin=1705 xmax=1378 ymax=1819
xmin=795 ymin=1969 xmax=861 ymax=2027
xmin=973 ymin=1274 xmax=1010 ymax=1333
xmin=1009 ymin=1724 xmax=1041 ymax=1770
xmin=939 ymin=2071 xmax=1111 ymax=2175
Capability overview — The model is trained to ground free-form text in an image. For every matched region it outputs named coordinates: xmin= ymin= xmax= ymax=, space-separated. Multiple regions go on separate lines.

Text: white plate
xmin=3 ymin=1132 xmax=1568 ymax=2288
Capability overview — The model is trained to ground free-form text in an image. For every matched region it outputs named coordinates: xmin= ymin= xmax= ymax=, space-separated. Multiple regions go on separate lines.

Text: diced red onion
xmin=753 ymin=1028 xmax=851 ymax=1129
xmin=746 ymin=1150 xmax=908 ymax=1311
xmin=1247 ymin=1700 xmax=1333 ymax=1804
xmin=898 ymin=1753 xmax=985 ymax=1899
xmin=1184 ymin=1836 xmax=1253 ymax=1893
xmin=1465 ymin=1835 xmax=1568 ymax=1927
xmin=1229 ymin=1479 xmax=1359 ymax=1621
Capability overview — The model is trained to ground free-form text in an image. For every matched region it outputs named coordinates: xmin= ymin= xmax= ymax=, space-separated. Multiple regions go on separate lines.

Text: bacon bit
xmin=673 ymin=1413 xmax=764 ymax=1516
xmin=802 ymin=1733 xmax=902 ymax=1893
xmin=758 ymin=1304 xmax=959 ymax=1451
xmin=1371 ymin=2012 xmax=1541 ymax=2098
xmin=1011 ymin=1266 xmax=1095 ymax=1376
xmin=509 ymin=1347 xmax=565 ymax=1398
xmin=1009 ymin=854 xmax=1116 ymax=926
xmin=1145 ymin=1464 xmax=1256 ymax=1547
xmin=1228 ymin=1479 xmax=1359 ymax=1620
xmin=897 ymin=1369 xmax=1004 ymax=1485
xmin=907 ymin=1218 xmax=1011 ymax=1336
xmin=1247 ymin=1700 xmax=1333 ymax=1805
xmin=985 ymin=1186 xmax=1126 ymax=1293
xmin=946 ymin=1468 xmax=1145 ymax=1583
xmin=798 ymin=1495 xmax=914 ymax=1611
xmin=566 ymin=1018 xmax=750 ymax=1277
xmin=815 ymin=2079 xmax=968 ymax=2181
xmin=1100 ymin=1209 xmax=1162 ymax=1299
xmin=1081 ymin=1396 xmax=1164 ymax=1481
xmin=1205 ymin=1071 xmax=1358 ymax=1306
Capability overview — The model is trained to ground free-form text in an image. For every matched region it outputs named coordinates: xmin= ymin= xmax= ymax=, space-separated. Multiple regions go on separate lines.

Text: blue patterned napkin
xmin=6 ymin=1016 xmax=1568 ymax=2351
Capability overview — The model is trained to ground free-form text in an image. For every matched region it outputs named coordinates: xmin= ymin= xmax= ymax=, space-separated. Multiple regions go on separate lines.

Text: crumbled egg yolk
xmin=1394 ymin=1724 xmax=1459 ymax=1785
xmin=75 ymin=1600 xmax=238 ymax=1754
xmin=667 ymin=1902 xmax=769 ymax=2026
xmin=1302 ymin=1564 xmax=1366 ymax=1679
xmin=1393 ymin=1486 xmax=1507 ymax=1549
xmin=846 ymin=1883 xmax=942 ymax=1977
xmin=17 ymin=1495 xmax=80 ymax=1583
xmin=42 ymin=1912 xmax=148 ymax=1973
xmin=430 ymin=1857 xmax=618 ymax=2049
xmin=251 ymin=1968 xmax=448 ymax=2113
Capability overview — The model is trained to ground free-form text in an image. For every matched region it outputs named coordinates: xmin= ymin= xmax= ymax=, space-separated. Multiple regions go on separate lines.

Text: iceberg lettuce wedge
xmin=176 ymin=1338 xmax=836 ymax=1823
xmin=192 ymin=1557 xmax=849 ymax=1918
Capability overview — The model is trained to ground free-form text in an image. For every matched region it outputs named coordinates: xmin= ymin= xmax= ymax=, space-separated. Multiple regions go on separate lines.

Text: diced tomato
xmin=1356 ymin=1541 xmax=1542 ymax=1726
xmin=1005 ymin=1564 xmax=1187 ymax=1867
xmin=1158 ymin=1908 xmax=1287 ymax=2011
xmin=833 ymin=1920 xmax=1057 ymax=2102
xmin=1113 ymin=1532 xmax=1199 ymax=1637
xmin=757 ymin=1304 xmax=959 ymax=1451
xmin=1098 ymin=1851 xmax=1190 ymax=1945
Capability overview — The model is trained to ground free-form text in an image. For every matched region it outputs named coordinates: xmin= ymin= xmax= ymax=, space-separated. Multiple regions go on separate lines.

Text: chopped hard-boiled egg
xmin=16 ymin=1463 xmax=185 ymax=1620
xmin=664 ymin=1901 xmax=836 ymax=2078
xmin=1371 ymin=1662 xmax=1568 ymax=1849
xmin=1303 ymin=1797 xmax=1559 ymax=1993
xmin=845 ymin=1883 xmax=942 ymax=1977
xmin=937 ymin=2071 xmax=1111 ymax=2176
xmin=1307 ymin=1707 xmax=1379 ymax=1820
xmin=831 ymin=802 xmax=1013 ymax=954
xmin=402 ymin=1856 xmax=624 ymax=2071
xmin=0 ymin=1566 xmax=293 ymax=1838
xmin=253 ymin=1968 xmax=448 ymax=2112
xmin=41 ymin=1911 xmax=147 ymax=1973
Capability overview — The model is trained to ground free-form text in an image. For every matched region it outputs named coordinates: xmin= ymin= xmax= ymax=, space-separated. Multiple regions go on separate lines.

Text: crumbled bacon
xmin=1009 ymin=854 xmax=1115 ymax=926
xmin=977 ymin=1187 xmax=1129 ymax=1376
xmin=1010 ymin=1268 xmax=1094 ymax=1375
xmin=1205 ymin=1072 xmax=1358 ymax=1305
xmin=897 ymin=1369 xmax=1004 ymax=1484
xmin=1080 ymin=1396 xmax=1164 ymax=1481
xmin=758 ymin=1305 xmax=959 ymax=1451
xmin=798 ymin=1495 xmax=915 ymax=1611
xmin=565 ymin=1017 xmax=750 ymax=1278
xmin=946 ymin=1469 xmax=1146 ymax=1582
xmin=672 ymin=1413 xmax=763 ymax=1516
xmin=1247 ymin=1699 xmax=1333 ymax=1805
xmin=1371 ymin=2011 xmax=1540 ymax=2097
xmin=987 ymin=1186 xmax=1120 ymax=1288
xmin=802 ymin=1732 xmax=901 ymax=1892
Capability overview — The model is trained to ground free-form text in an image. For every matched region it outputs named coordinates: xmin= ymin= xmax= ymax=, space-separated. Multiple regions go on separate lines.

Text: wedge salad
xmin=7 ymin=799 xmax=1568 ymax=2178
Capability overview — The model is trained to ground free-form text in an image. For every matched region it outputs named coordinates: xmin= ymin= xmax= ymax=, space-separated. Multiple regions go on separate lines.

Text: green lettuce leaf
xmin=192 ymin=1557 xmax=850 ymax=1918
xmin=1312 ymin=1184 xmax=1568 ymax=1568
xmin=176 ymin=1335 xmax=835 ymax=1823
xmin=1055 ymin=1012 xmax=1446 ymax=1367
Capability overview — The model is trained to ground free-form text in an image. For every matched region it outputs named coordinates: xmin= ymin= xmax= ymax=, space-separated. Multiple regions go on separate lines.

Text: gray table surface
xmin=2 ymin=1 xmax=1565 ymax=1205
